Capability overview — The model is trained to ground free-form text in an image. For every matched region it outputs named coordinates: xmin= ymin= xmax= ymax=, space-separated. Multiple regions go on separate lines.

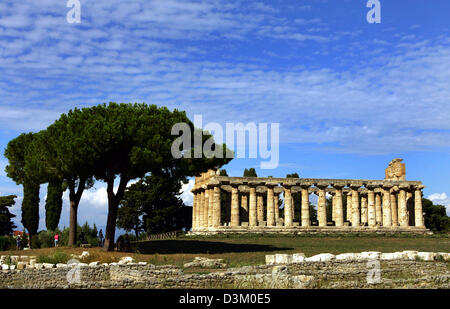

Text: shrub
xmin=31 ymin=235 xmax=41 ymax=249
xmin=0 ymin=236 xmax=15 ymax=251
xmin=37 ymin=251 xmax=70 ymax=264
xmin=38 ymin=230 xmax=55 ymax=248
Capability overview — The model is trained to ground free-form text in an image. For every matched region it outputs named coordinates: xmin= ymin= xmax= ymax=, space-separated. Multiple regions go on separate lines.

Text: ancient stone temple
xmin=190 ymin=159 xmax=429 ymax=234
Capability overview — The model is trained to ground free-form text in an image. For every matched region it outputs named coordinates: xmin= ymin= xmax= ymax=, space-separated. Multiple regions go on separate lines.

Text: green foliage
xmin=45 ymin=177 xmax=65 ymax=231
xmin=0 ymin=195 xmax=17 ymax=236
xmin=79 ymin=221 xmax=100 ymax=246
xmin=21 ymin=181 xmax=40 ymax=237
xmin=0 ymin=236 xmax=16 ymax=251
xmin=121 ymin=174 xmax=193 ymax=235
xmin=423 ymin=198 xmax=450 ymax=233
xmin=219 ymin=169 xmax=228 ymax=176
xmin=37 ymin=251 xmax=70 ymax=264
xmin=38 ymin=230 xmax=56 ymax=248
xmin=243 ymin=168 xmax=257 ymax=177
xmin=30 ymin=234 xmax=41 ymax=249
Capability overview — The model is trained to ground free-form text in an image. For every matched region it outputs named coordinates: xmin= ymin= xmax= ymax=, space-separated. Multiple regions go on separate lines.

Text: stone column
xmin=200 ymin=190 xmax=206 ymax=228
xmin=367 ymin=187 xmax=376 ymax=227
xmin=375 ymin=193 xmax=382 ymax=225
xmin=398 ymin=186 xmax=408 ymax=227
xmin=291 ymin=196 xmax=295 ymax=221
xmin=230 ymin=186 xmax=240 ymax=227
xmin=333 ymin=186 xmax=344 ymax=227
xmin=317 ymin=185 xmax=327 ymax=227
xmin=382 ymin=186 xmax=392 ymax=227
xmin=284 ymin=186 xmax=293 ymax=227
xmin=331 ymin=193 xmax=336 ymax=223
xmin=301 ymin=186 xmax=310 ymax=227
xmin=414 ymin=185 xmax=425 ymax=228
xmin=274 ymin=193 xmax=280 ymax=222
xmin=241 ymin=193 xmax=248 ymax=222
xmin=350 ymin=185 xmax=360 ymax=227
xmin=213 ymin=186 xmax=221 ymax=227
xmin=204 ymin=189 xmax=210 ymax=227
xmin=208 ymin=188 xmax=214 ymax=227
xmin=257 ymin=193 xmax=264 ymax=224
xmin=346 ymin=191 xmax=352 ymax=223
xmin=192 ymin=193 xmax=197 ymax=229
xmin=361 ymin=193 xmax=368 ymax=225
xmin=266 ymin=186 xmax=275 ymax=226
xmin=390 ymin=187 xmax=398 ymax=226
xmin=249 ymin=186 xmax=257 ymax=227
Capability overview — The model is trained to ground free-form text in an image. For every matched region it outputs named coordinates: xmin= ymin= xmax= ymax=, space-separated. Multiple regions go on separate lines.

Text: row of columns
xmin=192 ymin=184 xmax=425 ymax=230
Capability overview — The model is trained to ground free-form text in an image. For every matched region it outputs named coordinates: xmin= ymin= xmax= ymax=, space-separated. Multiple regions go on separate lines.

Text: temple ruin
xmin=190 ymin=159 xmax=429 ymax=234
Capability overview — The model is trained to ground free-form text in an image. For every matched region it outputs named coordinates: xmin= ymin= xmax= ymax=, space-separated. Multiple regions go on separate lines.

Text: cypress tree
xmin=45 ymin=177 xmax=64 ymax=231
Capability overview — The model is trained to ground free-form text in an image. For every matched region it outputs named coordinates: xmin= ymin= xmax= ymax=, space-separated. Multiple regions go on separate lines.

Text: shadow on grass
xmin=133 ymin=240 xmax=293 ymax=254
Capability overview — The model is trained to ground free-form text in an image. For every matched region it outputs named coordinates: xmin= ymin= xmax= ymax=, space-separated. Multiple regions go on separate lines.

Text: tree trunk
xmin=103 ymin=175 xmax=128 ymax=251
xmin=67 ymin=178 xmax=86 ymax=246
xmin=68 ymin=199 xmax=78 ymax=246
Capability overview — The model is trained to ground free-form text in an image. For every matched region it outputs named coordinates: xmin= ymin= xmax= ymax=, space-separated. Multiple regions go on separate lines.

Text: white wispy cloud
xmin=428 ymin=192 xmax=450 ymax=216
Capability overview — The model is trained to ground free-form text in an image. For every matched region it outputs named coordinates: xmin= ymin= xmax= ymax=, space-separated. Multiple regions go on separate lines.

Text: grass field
xmin=1 ymin=235 xmax=449 ymax=268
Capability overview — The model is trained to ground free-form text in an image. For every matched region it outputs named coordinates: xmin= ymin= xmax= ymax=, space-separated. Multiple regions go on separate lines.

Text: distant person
xmin=98 ymin=229 xmax=104 ymax=247
xmin=16 ymin=235 xmax=21 ymax=250
xmin=54 ymin=233 xmax=59 ymax=247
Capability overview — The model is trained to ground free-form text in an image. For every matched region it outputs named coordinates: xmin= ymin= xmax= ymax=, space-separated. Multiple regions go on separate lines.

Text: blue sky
xmin=0 ymin=0 xmax=449 ymax=232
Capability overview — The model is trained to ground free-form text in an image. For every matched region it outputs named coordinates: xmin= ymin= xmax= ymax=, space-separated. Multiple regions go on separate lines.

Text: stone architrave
xmin=382 ymin=186 xmax=392 ymax=227
xmin=398 ymin=186 xmax=408 ymax=227
xmin=230 ymin=186 xmax=240 ymax=227
xmin=414 ymin=185 xmax=425 ymax=228
xmin=333 ymin=186 xmax=344 ymax=227
xmin=249 ymin=187 xmax=257 ymax=227
xmin=317 ymin=186 xmax=327 ymax=227
xmin=367 ymin=188 xmax=376 ymax=227
xmin=350 ymin=186 xmax=360 ymax=226
xmin=213 ymin=186 xmax=221 ymax=227
xmin=361 ymin=194 xmax=368 ymax=225
xmin=284 ymin=186 xmax=293 ymax=227
xmin=375 ymin=193 xmax=382 ymax=225
xmin=301 ymin=186 xmax=310 ymax=227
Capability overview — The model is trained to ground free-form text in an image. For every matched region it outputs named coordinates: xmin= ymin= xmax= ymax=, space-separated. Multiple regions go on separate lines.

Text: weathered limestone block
xmin=359 ymin=251 xmax=381 ymax=260
xmin=2 ymin=264 xmax=9 ymax=270
xmin=9 ymin=265 xmax=16 ymax=270
xmin=306 ymin=253 xmax=335 ymax=262
xmin=34 ymin=263 xmax=43 ymax=270
xmin=385 ymin=158 xmax=406 ymax=181
xmin=17 ymin=262 xmax=27 ymax=270
xmin=10 ymin=256 xmax=19 ymax=264
xmin=19 ymin=256 xmax=29 ymax=262
xmin=336 ymin=253 xmax=359 ymax=261
xmin=89 ymin=261 xmax=100 ymax=267
xmin=438 ymin=252 xmax=450 ymax=261
xmin=265 ymin=255 xmax=275 ymax=265
xmin=56 ymin=263 xmax=68 ymax=268
xmin=292 ymin=253 xmax=306 ymax=263
xmin=118 ymin=257 xmax=135 ymax=265
xmin=43 ymin=263 xmax=55 ymax=269
xmin=184 ymin=257 xmax=227 ymax=268
xmin=275 ymin=254 xmax=293 ymax=264
xmin=380 ymin=252 xmax=403 ymax=260
xmin=401 ymin=250 xmax=418 ymax=260
xmin=417 ymin=252 xmax=436 ymax=261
